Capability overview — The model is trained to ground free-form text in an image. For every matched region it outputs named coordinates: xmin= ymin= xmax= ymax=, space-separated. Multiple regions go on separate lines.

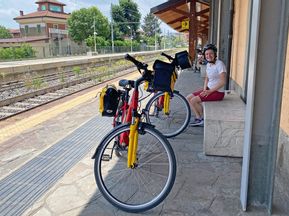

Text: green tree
xmin=111 ymin=0 xmax=141 ymax=39
xmin=85 ymin=35 xmax=110 ymax=47
xmin=142 ymin=13 xmax=161 ymax=37
xmin=0 ymin=25 xmax=12 ymax=39
xmin=67 ymin=7 xmax=110 ymax=42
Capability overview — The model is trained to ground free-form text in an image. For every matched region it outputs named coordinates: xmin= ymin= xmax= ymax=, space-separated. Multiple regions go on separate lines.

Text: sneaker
xmin=189 ymin=118 xmax=204 ymax=127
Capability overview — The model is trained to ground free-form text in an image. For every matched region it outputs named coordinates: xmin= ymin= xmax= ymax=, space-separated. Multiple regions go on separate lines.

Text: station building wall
xmin=277 ymin=37 xmax=289 ymax=199
xmin=230 ymin=0 xmax=249 ymax=92
xmin=230 ymin=0 xmax=289 ymax=200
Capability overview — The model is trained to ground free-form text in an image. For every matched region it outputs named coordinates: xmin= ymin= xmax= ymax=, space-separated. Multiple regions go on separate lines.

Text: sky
xmin=0 ymin=0 xmax=176 ymax=33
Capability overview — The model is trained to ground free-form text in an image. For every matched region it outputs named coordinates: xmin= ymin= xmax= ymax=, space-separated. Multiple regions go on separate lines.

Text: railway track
xmin=0 ymin=52 xmax=176 ymax=121
xmin=0 ymin=64 xmax=136 ymax=120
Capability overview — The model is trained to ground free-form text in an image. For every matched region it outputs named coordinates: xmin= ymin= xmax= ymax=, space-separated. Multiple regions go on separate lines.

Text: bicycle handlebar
xmin=161 ymin=52 xmax=174 ymax=61
xmin=124 ymin=54 xmax=153 ymax=87
xmin=161 ymin=52 xmax=178 ymax=68
xmin=161 ymin=52 xmax=175 ymax=61
xmin=125 ymin=54 xmax=148 ymax=71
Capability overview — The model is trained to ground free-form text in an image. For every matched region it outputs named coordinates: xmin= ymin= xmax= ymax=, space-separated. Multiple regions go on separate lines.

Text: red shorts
xmin=192 ymin=88 xmax=225 ymax=101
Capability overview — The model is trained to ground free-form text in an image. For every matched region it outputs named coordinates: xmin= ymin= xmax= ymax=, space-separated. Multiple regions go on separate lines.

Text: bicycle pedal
xmin=102 ymin=154 xmax=111 ymax=161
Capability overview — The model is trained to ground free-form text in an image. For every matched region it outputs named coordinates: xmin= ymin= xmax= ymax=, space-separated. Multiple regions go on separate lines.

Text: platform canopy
xmin=151 ymin=0 xmax=210 ymax=58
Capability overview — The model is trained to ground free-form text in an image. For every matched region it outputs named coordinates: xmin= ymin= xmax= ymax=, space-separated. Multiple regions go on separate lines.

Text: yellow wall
xmin=230 ymin=0 xmax=250 ymax=88
xmin=230 ymin=0 xmax=289 ymax=133
xmin=280 ymin=40 xmax=289 ymax=134
xmin=230 ymin=0 xmax=289 ymax=147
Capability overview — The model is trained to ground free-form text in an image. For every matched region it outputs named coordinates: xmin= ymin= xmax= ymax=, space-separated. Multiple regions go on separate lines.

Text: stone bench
xmin=203 ymin=91 xmax=245 ymax=157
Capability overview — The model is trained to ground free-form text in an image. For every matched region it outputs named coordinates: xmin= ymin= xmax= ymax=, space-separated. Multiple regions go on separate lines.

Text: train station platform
xmin=0 ymin=69 xmax=274 ymax=215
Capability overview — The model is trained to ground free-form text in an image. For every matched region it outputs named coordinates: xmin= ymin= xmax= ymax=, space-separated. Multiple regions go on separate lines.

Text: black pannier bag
xmin=175 ymin=50 xmax=192 ymax=69
xmin=152 ymin=60 xmax=175 ymax=92
xmin=99 ymin=85 xmax=119 ymax=117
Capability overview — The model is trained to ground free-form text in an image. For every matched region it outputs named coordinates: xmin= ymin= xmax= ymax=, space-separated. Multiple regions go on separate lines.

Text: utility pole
xmin=58 ymin=30 xmax=62 ymax=56
xmin=154 ymin=20 xmax=157 ymax=50
xmin=155 ymin=33 xmax=157 ymax=50
xmin=111 ymin=2 xmax=114 ymax=53
xmin=128 ymin=26 xmax=132 ymax=52
xmin=163 ymin=29 xmax=166 ymax=50
xmin=93 ymin=17 xmax=97 ymax=53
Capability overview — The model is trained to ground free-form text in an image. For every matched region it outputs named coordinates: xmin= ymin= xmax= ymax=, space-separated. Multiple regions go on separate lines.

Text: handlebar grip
xmin=125 ymin=53 xmax=138 ymax=64
xmin=161 ymin=52 xmax=174 ymax=61
xmin=124 ymin=54 xmax=147 ymax=70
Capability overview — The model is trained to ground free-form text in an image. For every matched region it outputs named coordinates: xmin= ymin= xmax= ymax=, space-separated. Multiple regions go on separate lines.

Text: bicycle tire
xmin=145 ymin=91 xmax=191 ymax=138
xmin=93 ymin=123 xmax=176 ymax=213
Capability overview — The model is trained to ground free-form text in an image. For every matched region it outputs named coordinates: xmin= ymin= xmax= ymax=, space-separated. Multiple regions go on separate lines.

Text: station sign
xmin=181 ymin=20 xmax=189 ymax=30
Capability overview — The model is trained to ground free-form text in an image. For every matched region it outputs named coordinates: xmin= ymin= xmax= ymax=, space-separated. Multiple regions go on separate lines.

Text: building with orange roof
xmin=0 ymin=0 xmax=85 ymax=58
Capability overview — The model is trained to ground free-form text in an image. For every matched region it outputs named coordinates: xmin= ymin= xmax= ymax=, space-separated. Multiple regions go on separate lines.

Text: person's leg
xmin=189 ymin=91 xmax=226 ymax=127
xmin=186 ymin=94 xmax=195 ymax=115
xmin=188 ymin=96 xmax=204 ymax=126
xmin=186 ymin=90 xmax=202 ymax=117
xmin=203 ymin=91 xmax=225 ymax=101
xmin=190 ymin=96 xmax=203 ymax=119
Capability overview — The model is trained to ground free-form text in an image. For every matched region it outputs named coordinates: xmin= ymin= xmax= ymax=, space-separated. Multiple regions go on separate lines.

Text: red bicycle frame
xmin=115 ymin=84 xmax=140 ymax=147
xmin=112 ymin=54 xmax=152 ymax=148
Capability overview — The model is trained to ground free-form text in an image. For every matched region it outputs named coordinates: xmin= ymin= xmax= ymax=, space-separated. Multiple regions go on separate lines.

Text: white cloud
xmin=0 ymin=8 xmax=18 ymax=17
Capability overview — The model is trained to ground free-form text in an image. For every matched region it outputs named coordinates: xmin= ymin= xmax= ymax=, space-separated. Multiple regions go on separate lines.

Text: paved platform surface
xmin=0 ymin=69 xmax=285 ymax=216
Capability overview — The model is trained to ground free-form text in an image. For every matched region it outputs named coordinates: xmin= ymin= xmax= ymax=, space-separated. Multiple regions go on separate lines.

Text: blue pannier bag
xmin=175 ymin=50 xmax=192 ymax=69
xmin=152 ymin=60 xmax=175 ymax=92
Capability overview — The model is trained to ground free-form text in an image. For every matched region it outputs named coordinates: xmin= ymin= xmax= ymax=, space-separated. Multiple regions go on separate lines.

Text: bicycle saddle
xmin=119 ymin=79 xmax=134 ymax=88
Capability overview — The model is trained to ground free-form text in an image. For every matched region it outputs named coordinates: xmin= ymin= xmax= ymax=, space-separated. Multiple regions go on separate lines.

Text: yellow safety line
xmin=0 ymin=72 xmax=139 ymax=144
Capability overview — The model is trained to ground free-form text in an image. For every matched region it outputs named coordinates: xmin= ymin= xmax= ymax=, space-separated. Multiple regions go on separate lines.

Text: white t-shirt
xmin=206 ymin=59 xmax=227 ymax=92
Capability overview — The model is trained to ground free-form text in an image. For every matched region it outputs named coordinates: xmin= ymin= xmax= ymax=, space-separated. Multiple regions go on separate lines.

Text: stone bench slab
xmin=203 ymin=91 xmax=245 ymax=157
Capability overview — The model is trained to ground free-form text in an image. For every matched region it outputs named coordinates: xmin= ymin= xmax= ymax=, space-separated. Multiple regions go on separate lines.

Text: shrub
xmin=72 ymin=66 xmax=81 ymax=77
xmin=0 ymin=43 xmax=35 ymax=60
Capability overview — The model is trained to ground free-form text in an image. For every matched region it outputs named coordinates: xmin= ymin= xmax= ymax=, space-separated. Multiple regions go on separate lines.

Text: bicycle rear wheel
xmin=145 ymin=91 xmax=191 ymax=138
xmin=93 ymin=124 xmax=176 ymax=213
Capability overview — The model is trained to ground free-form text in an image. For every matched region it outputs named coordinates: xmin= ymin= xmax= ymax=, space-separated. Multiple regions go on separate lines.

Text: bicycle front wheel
xmin=145 ymin=91 xmax=191 ymax=138
xmin=93 ymin=124 xmax=176 ymax=213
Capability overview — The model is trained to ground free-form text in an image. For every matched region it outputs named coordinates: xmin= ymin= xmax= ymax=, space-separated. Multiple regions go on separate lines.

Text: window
xmin=25 ymin=25 xmax=28 ymax=34
xmin=41 ymin=5 xmax=46 ymax=11
xmin=49 ymin=5 xmax=61 ymax=12
xmin=37 ymin=24 xmax=41 ymax=33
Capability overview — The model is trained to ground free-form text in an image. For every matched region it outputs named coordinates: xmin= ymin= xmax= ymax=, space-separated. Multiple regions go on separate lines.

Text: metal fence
xmin=0 ymin=38 xmax=187 ymax=61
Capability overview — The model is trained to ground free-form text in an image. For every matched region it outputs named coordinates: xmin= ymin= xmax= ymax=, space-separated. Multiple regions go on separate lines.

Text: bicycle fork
xmin=164 ymin=92 xmax=170 ymax=115
xmin=127 ymin=117 xmax=139 ymax=168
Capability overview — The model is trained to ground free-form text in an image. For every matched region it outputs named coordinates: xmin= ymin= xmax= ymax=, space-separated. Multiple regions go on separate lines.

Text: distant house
xmin=8 ymin=29 xmax=21 ymax=38
xmin=0 ymin=0 xmax=84 ymax=58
